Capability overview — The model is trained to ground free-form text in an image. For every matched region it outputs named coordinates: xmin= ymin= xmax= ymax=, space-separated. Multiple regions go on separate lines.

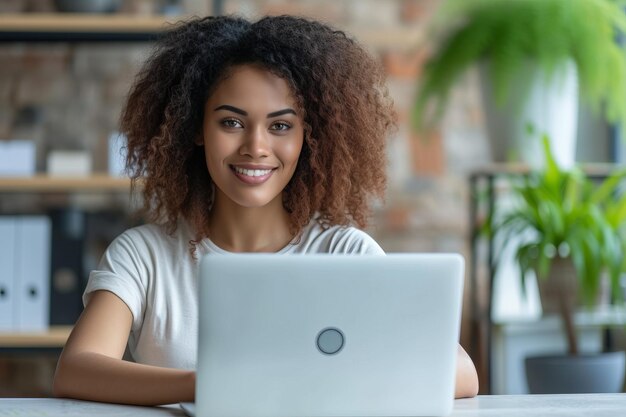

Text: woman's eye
xmin=270 ymin=122 xmax=291 ymax=131
xmin=221 ymin=118 xmax=242 ymax=128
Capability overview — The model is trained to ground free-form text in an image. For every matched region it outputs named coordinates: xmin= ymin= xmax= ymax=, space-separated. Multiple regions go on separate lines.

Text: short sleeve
xmin=342 ymin=228 xmax=386 ymax=255
xmin=83 ymin=230 xmax=149 ymax=332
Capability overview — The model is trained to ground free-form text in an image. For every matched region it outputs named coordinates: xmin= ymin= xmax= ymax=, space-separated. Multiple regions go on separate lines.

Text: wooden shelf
xmin=0 ymin=326 xmax=72 ymax=348
xmin=346 ymin=26 xmax=426 ymax=50
xmin=0 ymin=174 xmax=133 ymax=192
xmin=0 ymin=13 xmax=181 ymax=32
xmin=0 ymin=13 xmax=185 ymax=42
xmin=0 ymin=14 xmax=427 ymax=48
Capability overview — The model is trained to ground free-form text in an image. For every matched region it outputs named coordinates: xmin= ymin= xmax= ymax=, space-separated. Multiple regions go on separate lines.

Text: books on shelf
xmin=0 ymin=140 xmax=36 ymax=177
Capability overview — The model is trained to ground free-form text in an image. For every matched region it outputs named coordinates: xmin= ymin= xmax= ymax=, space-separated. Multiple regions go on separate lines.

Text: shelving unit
xmin=0 ymin=13 xmax=181 ymax=42
xmin=0 ymin=13 xmax=175 ymax=31
xmin=0 ymin=176 xmax=133 ymax=355
xmin=0 ymin=13 xmax=426 ymax=48
xmin=0 ymin=175 xmax=132 ymax=193
xmin=0 ymin=14 xmax=161 ymax=363
xmin=0 ymin=11 xmax=179 ymax=396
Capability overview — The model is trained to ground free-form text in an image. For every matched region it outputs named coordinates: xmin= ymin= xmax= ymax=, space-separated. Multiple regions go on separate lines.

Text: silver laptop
xmin=182 ymin=254 xmax=464 ymax=417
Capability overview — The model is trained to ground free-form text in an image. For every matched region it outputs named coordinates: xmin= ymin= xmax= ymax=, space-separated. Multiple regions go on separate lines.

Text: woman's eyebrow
xmin=214 ymin=104 xmax=247 ymax=116
xmin=267 ymin=109 xmax=296 ymax=118
xmin=214 ymin=105 xmax=296 ymax=118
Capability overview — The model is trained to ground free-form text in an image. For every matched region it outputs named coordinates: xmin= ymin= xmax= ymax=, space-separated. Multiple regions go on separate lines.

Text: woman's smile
xmin=230 ymin=164 xmax=277 ymax=185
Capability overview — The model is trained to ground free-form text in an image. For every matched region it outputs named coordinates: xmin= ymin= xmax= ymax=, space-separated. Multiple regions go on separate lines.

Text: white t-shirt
xmin=83 ymin=219 xmax=384 ymax=370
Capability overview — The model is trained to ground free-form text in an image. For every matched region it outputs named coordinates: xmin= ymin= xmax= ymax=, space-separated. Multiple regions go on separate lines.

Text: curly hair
xmin=120 ymin=15 xmax=396 ymax=241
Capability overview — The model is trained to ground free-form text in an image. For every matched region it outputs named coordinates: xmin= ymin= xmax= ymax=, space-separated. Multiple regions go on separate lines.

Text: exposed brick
xmin=101 ymin=72 xmax=135 ymax=104
xmin=383 ymin=206 xmax=412 ymax=232
xmin=386 ymin=78 xmax=417 ymax=108
xmin=15 ymin=74 xmax=72 ymax=106
xmin=21 ymin=45 xmax=71 ymax=74
xmin=0 ymin=76 xmax=15 ymax=105
xmin=382 ymin=49 xmax=427 ymax=80
xmin=261 ymin=0 xmax=346 ymax=24
xmin=72 ymin=45 xmax=133 ymax=79
xmin=124 ymin=0 xmax=158 ymax=14
xmin=386 ymin=130 xmax=412 ymax=188
xmin=442 ymin=126 xmax=491 ymax=176
xmin=0 ymin=108 xmax=13 ymax=139
xmin=24 ymin=0 xmax=55 ymax=12
xmin=224 ymin=0 xmax=260 ymax=17
xmin=0 ymin=45 xmax=25 ymax=75
xmin=345 ymin=0 xmax=399 ymax=27
xmin=444 ymin=68 xmax=485 ymax=128
xmin=0 ymin=0 xmax=26 ymax=12
xmin=399 ymin=0 xmax=440 ymax=25
xmin=409 ymin=130 xmax=445 ymax=176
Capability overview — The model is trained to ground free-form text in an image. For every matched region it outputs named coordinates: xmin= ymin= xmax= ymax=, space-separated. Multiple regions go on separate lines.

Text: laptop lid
xmin=196 ymin=254 xmax=464 ymax=417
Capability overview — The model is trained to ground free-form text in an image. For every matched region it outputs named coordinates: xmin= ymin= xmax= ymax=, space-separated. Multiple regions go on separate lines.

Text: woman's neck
xmin=207 ymin=194 xmax=294 ymax=253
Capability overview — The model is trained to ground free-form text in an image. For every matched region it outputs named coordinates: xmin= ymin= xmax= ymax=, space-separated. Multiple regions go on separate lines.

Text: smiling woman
xmin=121 ymin=15 xmax=396 ymax=247
xmin=199 ymin=64 xmax=306 ymax=251
xmin=51 ymin=15 xmax=478 ymax=406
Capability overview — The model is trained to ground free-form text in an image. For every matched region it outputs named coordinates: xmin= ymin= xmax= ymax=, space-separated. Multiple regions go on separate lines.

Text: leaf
xmin=414 ymin=0 xmax=626 ymax=130
xmin=589 ymin=167 xmax=626 ymax=204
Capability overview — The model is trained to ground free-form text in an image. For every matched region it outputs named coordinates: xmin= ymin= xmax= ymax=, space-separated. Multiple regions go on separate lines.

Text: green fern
xmin=414 ymin=0 xmax=626 ymax=130
xmin=489 ymin=136 xmax=626 ymax=308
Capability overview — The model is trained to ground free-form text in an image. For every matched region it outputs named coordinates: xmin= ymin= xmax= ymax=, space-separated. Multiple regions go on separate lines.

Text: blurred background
xmin=0 ymin=0 xmax=624 ymax=399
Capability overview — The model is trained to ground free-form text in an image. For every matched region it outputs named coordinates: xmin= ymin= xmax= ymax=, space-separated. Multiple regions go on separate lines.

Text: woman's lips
xmin=230 ymin=165 xmax=276 ymax=185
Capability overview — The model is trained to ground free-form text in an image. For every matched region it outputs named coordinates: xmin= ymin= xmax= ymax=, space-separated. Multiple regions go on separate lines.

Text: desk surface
xmin=1 ymin=394 xmax=625 ymax=416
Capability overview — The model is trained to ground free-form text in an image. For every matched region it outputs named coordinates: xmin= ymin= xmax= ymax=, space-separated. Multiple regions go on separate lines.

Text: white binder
xmin=0 ymin=217 xmax=17 ymax=331
xmin=15 ymin=216 xmax=51 ymax=331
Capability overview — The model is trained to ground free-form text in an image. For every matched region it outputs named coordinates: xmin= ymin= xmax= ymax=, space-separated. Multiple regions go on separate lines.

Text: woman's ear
xmin=194 ymin=135 xmax=204 ymax=146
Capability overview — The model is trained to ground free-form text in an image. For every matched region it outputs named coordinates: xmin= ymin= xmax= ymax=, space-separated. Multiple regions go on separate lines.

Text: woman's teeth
xmin=234 ymin=167 xmax=273 ymax=177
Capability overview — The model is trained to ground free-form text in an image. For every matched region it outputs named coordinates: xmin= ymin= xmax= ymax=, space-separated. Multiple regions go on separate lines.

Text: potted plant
xmin=488 ymin=135 xmax=626 ymax=393
xmin=413 ymin=0 xmax=626 ymax=167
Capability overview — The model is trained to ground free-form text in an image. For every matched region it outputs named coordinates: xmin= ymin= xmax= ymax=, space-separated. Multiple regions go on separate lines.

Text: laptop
xmin=182 ymin=254 xmax=464 ymax=417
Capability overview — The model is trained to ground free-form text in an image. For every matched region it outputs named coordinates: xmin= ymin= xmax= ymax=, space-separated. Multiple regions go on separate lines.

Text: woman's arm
xmin=455 ymin=344 xmax=479 ymax=398
xmin=53 ymin=290 xmax=195 ymax=406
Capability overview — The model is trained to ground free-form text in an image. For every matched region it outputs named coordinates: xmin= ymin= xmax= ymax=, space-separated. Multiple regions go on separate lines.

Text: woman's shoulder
xmin=110 ymin=221 xmax=193 ymax=255
xmin=293 ymin=219 xmax=385 ymax=255
xmin=114 ymin=223 xmax=170 ymax=245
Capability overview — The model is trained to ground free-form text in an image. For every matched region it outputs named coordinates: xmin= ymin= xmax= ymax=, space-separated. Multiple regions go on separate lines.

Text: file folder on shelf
xmin=15 ymin=216 xmax=51 ymax=332
xmin=0 ymin=218 xmax=16 ymax=331
xmin=0 ymin=215 xmax=51 ymax=332
xmin=49 ymin=209 xmax=85 ymax=326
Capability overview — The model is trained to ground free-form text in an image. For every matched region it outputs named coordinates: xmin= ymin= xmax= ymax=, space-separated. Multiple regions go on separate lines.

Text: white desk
xmin=1 ymin=394 xmax=626 ymax=416
xmin=0 ymin=398 xmax=185 ymax=416
xmin=0 ymin=394 xmax=626 ymax=417
xmin=453 ymin=394 xmax=626 ymax=416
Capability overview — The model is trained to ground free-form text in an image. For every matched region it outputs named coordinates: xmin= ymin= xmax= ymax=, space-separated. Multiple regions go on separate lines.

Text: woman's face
xmin=200 ymin=64 xmax=304 ymax=210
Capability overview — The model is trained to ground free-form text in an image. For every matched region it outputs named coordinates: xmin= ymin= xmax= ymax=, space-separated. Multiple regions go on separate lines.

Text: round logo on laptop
xmin=316 ymin=327 xmax=345 ymax=355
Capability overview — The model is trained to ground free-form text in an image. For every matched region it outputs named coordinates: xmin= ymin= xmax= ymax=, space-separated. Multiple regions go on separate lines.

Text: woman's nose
xmin=239 ymin=125 xmax=270 ymax=158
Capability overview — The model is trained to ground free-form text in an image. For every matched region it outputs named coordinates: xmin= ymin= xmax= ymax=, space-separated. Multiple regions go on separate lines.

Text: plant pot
xmin=479 ymin=59 xmax=578 ymax=168
xmin=525 ymin=351 xmax=626 ymax=393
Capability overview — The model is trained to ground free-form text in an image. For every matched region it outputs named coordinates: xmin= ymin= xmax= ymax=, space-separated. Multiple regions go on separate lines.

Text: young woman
xmin=53 ymin=15 xmax=478 ymax=405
